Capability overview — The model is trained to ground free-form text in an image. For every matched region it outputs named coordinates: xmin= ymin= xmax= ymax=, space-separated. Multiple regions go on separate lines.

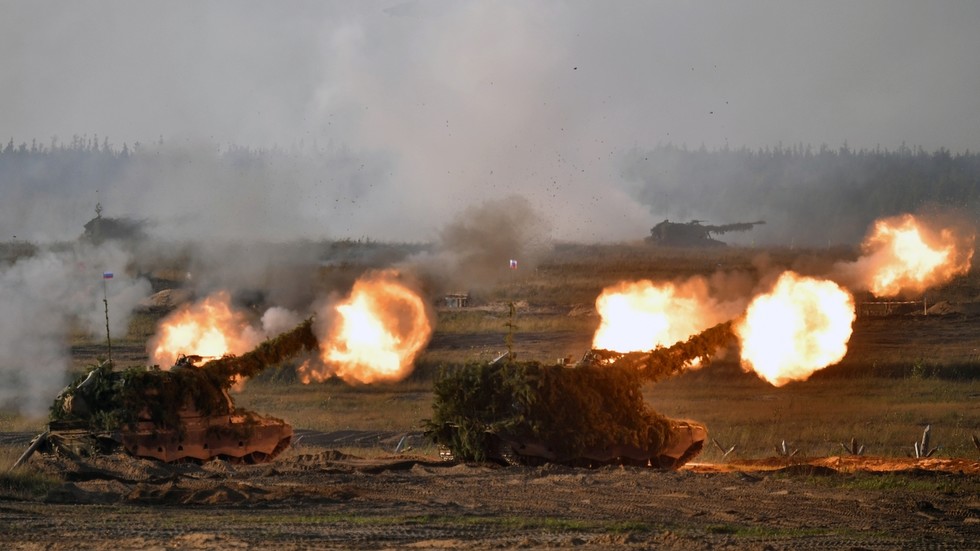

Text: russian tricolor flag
xmin=103 ymin=272 xmax=114 ymax=279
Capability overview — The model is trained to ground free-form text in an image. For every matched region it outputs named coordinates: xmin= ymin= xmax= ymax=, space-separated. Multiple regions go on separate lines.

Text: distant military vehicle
xmin=80 ymin=202 xmax=146 ymax=245
xmin=646 ymin=219 xmax=765 ymax=247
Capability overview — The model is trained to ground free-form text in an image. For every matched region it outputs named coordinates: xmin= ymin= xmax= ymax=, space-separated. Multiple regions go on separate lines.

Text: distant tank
xmin=80 ymin=203 xmax=146 ymax=245
xmin=427 ymin=322 xmax=735 ymax=469
xmin=42 ymin=319 xmax=318 ymax=463
xmin=646 ymin=219 xmax=765 ymax=247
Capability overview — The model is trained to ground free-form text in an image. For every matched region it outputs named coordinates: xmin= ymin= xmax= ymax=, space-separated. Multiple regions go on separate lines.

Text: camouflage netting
xmin=202 ymin=319 xmax=318 ymax=386
xmin=426 ymin=322 xmax=736 ymax=463
xmin=582 ymin=321 xmax=736 ymax=382
xmin=426 ymin=361 xmax=671 ymax=462
xmin=49 ymin=362 xmax=222 ymax=433
xmin=50 ymin=320 xmax=318 ymax=434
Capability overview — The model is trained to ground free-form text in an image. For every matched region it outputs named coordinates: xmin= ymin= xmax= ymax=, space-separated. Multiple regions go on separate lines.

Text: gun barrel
xmin=580 ymin=321 xmax=736 ymax=381
xmin=705 ymin=221 xmax=765 ymax=234
xmin=203 ymin=319 xmax=318 ymax=385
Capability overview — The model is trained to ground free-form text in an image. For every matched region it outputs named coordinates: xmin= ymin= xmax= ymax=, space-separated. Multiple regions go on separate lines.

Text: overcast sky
xmin=3 ymin=1 xmax=980 ymax=242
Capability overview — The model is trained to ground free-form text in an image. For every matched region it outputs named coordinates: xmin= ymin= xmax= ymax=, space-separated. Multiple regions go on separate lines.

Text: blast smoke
xmin=0 ymin=243 xmax=150 ymax=415
xmin=409 ymin=195 xmax=552 ymax=292
xmin=261 ymin=306 xmax=304 ymax=336
xmin=180 ymin=240 xmax=325 ymax=312
xmin=830 ymin=212 xmax=976 ymax=297
xmin=6 ymin=2 xmax=980 ymax=246
xmin=592 ymin=276 xmax=748 ymax=353
xmin=301 ymin=270 xmax=433 ymax=385
xmin=147 ymin=292 xmax=307 ymax=369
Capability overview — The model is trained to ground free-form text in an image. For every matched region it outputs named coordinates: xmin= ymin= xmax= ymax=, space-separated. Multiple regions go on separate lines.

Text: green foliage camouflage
xmin=50 ymin=320 xmax=317 ymax=434
xmin=202 ymin=319 xmax=318 ymax=385
xmin=426 ymin=322 xmax=735 ymax=462
xmin=427 ymin=361 xmax=671 ymax=462
xmin=582 ymin=321 xmax=736 ymax=382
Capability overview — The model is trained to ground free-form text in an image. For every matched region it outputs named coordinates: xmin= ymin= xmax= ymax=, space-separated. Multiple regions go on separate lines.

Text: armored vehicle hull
xmin=427 ymin=323 xmax=733 ymax=469
xmin=43 ymin=320 xmax=317 ymax=464
xmin=647 ymin=219 xmax=764 ymax=247
xmin=490 ymin=418 xmax=707 ymax=469
xmin=119 ymin=410 xmax=292 ymax=463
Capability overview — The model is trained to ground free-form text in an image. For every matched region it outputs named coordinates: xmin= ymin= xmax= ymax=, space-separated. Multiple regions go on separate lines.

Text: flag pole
xmin=102 ymin=272 xmax=113 ymax=366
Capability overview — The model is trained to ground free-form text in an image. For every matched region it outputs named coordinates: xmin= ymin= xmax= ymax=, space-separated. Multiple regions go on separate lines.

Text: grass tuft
xmin=0 ymin=468 xmax=61 ymax=500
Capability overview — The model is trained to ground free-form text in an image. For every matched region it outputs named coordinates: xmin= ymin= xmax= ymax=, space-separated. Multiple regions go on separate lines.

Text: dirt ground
xmin=3 ymin=432 xmax=979 ymax=550
xmin=7 ymin=261 xmax=978 ymax=549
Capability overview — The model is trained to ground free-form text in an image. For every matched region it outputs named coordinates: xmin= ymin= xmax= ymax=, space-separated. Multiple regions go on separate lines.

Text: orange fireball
xmin=147 ymin=291 xmax=264 ymax=367
xmin=300 ymin=271 xmax=432 ymax=385
xmin=593 ymin=278 xmax=741 ymax=353
xmin=736 ymin=272 xmax=855 ymax=387
xmin=848 ymin=214 xmax=974 ymax=297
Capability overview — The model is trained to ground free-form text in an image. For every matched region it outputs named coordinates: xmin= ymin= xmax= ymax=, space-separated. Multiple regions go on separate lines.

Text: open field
xmin=2 ymin=243 xmax=980 ymax=548
xmin=2 ymin=448 xmax=979 ymax=550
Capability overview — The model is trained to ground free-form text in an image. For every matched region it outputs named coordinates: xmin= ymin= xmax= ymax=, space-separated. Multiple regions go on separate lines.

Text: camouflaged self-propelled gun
xmin=427 ymin=322 xmax=735 ymax=469
xmin=646 ymin=219 xmax=765 ymax=247
xmin=44 ymin=319 xmax=318 ymax=463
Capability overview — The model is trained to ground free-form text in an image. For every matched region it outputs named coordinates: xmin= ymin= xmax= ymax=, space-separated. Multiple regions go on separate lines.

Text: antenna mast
xmin=102 ymin=271 xmax=113 ymax=365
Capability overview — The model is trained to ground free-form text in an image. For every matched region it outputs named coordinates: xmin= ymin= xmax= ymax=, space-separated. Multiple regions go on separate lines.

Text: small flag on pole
xmin=103 ymin=272 xmax=114 ymax=279
xmin=508 ymin=259 xmax=518 ymax=269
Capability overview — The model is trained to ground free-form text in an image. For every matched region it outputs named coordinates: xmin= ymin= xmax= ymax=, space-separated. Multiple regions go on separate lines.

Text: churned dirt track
xmin=3 ymin=439 xmax=979 ymax=550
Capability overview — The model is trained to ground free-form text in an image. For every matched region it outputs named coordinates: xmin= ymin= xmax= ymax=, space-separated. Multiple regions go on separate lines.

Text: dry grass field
xmin=2 ymin=242 xmax=979 ymax=549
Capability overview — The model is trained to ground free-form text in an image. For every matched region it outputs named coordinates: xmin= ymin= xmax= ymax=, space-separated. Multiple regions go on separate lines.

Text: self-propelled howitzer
xmin=647 ymin=219 xmax=765 ymax=247
xmin=45 ymin=319 xmax=318 ymax=463
xmin=427 ymin=322 xmax=736 ymax=469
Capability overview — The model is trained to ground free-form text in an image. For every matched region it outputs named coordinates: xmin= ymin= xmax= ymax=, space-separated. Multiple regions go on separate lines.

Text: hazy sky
xmin=3 ymin=1 xmax=980 ymax=242
xmin=2 ymin=1 xmax=980 ymax=412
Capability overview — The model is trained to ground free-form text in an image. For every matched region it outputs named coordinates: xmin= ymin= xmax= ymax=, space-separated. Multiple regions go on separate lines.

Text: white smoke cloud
xmin=2 ymin=2 xmax=980 ymax=244
xmin=0 ymin=243 xmax=151 ymax=415
xmin=405 ymin=195 xmax=552 ymax=291
xmin=261 ymin=306 xmax=304 ymax=337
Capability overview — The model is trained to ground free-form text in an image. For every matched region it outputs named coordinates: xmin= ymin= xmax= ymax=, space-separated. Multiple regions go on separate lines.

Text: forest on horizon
xmin=3 ymin=136 xmax=979 ymax=246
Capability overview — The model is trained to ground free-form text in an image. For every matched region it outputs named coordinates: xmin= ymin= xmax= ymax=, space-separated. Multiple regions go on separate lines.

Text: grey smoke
xmin=0 ymin=243 xmax=151 ymax=415
xmin=260 ymin=306 xmax=304 ymax=337
xmin=178 ymin=240 xmax=327 ymax=312
xmin=4 ymin=2 xmax=977 ymax=245
xmin=410 ymin=195 xmax=552 ymax=291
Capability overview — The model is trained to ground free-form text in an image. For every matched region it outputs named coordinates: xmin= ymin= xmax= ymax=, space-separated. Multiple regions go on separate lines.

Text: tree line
xmin=3 ymin=136 xmax=978 ymax=246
